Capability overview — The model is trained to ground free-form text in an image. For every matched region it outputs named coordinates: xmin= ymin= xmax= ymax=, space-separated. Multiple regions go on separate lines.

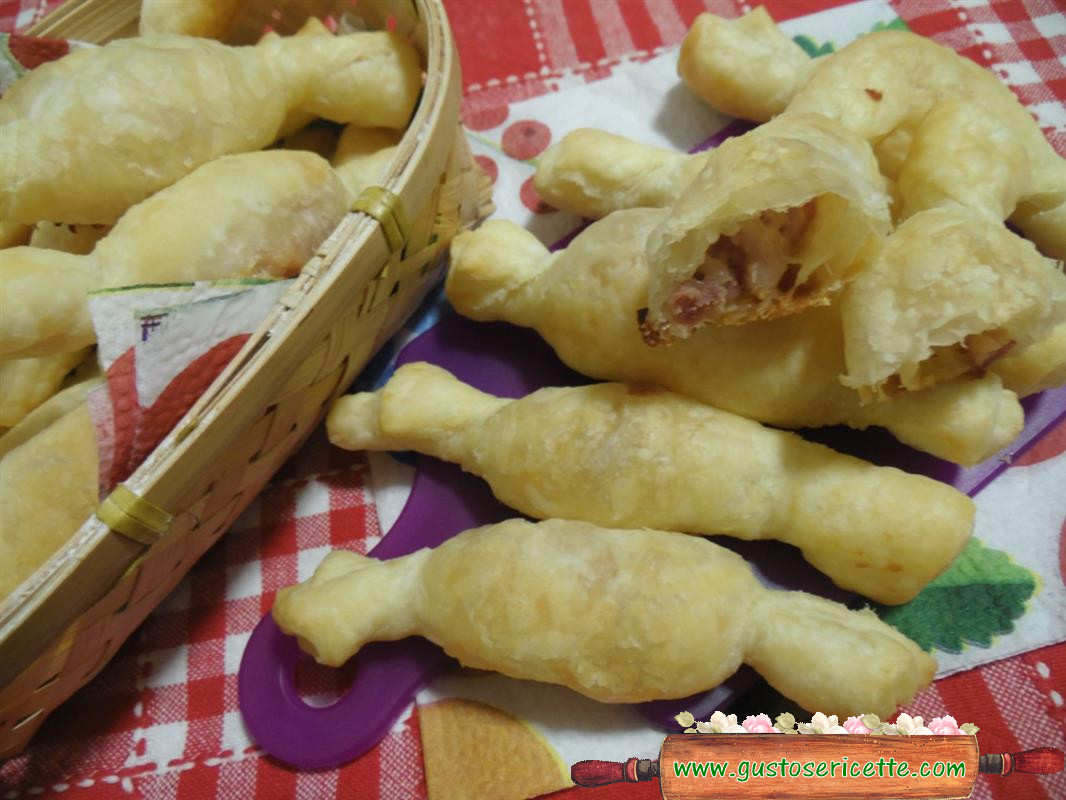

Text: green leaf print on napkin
xmin=874 ymin=538 xmax=1038 ymax=654
xmin=792 ymin=18 xmax=910 ymax=59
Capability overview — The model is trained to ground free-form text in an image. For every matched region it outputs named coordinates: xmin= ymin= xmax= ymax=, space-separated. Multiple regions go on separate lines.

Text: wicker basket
xmin=0 ymin=0 xmax=492 ymax=757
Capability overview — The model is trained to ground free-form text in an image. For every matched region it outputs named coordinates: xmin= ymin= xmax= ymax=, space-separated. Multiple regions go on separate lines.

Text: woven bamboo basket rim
xmin=0 ymin=0 xmax=475 ymax=690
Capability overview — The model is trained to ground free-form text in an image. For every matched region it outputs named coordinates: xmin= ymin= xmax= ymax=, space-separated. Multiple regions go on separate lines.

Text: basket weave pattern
xmin=0 ymin=0 xmax=492 ymax=757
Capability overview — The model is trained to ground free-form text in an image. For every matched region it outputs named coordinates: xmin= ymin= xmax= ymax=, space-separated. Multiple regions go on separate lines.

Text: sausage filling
xmin=669 ymin=201 xmax=817 ymax=327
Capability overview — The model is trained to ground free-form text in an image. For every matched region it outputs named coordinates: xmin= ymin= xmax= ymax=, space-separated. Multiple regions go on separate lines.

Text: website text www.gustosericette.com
xmin=672 ymin=757 xmax=966 ymax=783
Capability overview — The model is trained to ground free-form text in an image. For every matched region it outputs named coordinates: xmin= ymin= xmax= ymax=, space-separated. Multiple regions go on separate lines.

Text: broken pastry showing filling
xmin=643 ymin=113 xmax=891 ymax=343
xmin=666 ymin=200 xmax=819 ymax=329
xmin=841 ymin=206 xmax=1066 ymax=400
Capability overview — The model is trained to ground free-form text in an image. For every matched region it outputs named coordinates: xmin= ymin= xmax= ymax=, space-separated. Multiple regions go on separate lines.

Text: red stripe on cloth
xmin=442 ymin=0 xmax=543 ymax=89
xmin=763 ymin=0 xmax=856 ymax=20
xmin=255 ymin=755 xmax=299 ymax=797
xmin=898 ymin=6 xmax=971 ymax=38
xmin=565 ymin=0 xmax=607 ymax=66
xmin=535 ymin=0 xmax=582 ymax=71
xmin=589 ymin=0 xmax=636 ymax=56
xmin=617 ymin=0 xmax=663 ymax=54
xmin=992 ymin=0 xmax=1040 ymax=24
xmin=673 ymin=0 xmax=724 ymax=29
xmin=641 ymin=0 xmax=688 ymax=45
xmin=937 ymin=668 xmax=1050 ymax=800
xmin=176 ymin=759 xmax=220 ymax=798
xmin=334 ymin=739 xmax=382 ymax=797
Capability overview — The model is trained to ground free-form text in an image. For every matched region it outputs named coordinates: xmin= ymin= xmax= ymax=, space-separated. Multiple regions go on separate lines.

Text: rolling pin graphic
xmin=572 ymin=735 xmax=1064 ymax=799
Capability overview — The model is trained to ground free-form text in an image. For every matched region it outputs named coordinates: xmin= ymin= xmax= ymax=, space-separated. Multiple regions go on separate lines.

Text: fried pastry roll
xmin=330 ymin=363 xmax=973 ymax=603
xmin=445 ymin=216 xmax=1023 ymax=466
xmin=0 ymin=31 xmax=420 ymax=224
xmin=0 ymin=402 xmax=98 ymax=600
xmin=0 ymin=375 xmax=101 ymax=460
xmin=534 ymin=129 xmax=708 ymax=220
xmin=274 ymin=519 xmax=935 ymax=716
xmin=331 ymin=126 xmax=402 ymax=202
xmin=841 ymin=207 xmax=1066 ymax=397
xmin=642 ymin=114 xmax=891 ymax=338
xmin=0 ymin=151 xmax=348 ymax=359
xmin=0 ymin=349 xmax=91 ymax=428
xmin=678 ymin=7 xmax=817 ymax=122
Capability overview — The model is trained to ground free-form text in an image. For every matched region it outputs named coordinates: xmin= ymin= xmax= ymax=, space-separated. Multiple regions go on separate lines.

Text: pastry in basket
xmin=0 ymin=150 xmax=349 ymax=359
xmin=640 ymin=113 xmax=891 ymax=339
xmin=446 ymin=217 xmax=1023 ymax=467
xmin=332 ymin=126 xmax=402 ymax=201
xmin=273 ymin=518 xmax=935 ymax=716
xmin=28 ymin=222 xmax=109 ymax=255
xmin=0 ymin=401 xmax=98 ymax=600
xmin=139 ymin=0 xmax=246 ymax=39
xmin=841 ymin=207 xmax=1066 ymax=398
xmin=329 ymin=362 xmax=973 ymax=604
xmin=0 ymin=349 xmax=91 ymax=428
xmin=679 ymin=8 xmax=1066 ymax=260
xmin=0 ymin=374 xmax=101 ymax=461
xmin=0 ymin=29 xmax=420 ymax=224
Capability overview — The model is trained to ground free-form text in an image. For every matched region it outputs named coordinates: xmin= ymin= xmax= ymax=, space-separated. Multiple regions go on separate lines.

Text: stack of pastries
xmin=275 ymin=7 xmax=1066 ymax=719
xmin=0 ymin=7 xmax=423 ymax=599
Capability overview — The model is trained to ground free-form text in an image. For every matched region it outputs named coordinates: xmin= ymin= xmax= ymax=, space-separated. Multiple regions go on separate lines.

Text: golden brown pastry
xmin=534 ymin=129 xmax=708 ymax=220
xmin=274 ymin=518 xmax=936 ymax=716
xmin=446 ymin=216 xmax=1023 ymax=466
xmin=0 ymin=375 xmax=101 ymax=460
xmin=841 ymin=207 xmax=1066 ymax=397
xmin=331 ymin=125 xmax=402 ymax=202
xmin=0 ymin=31 xmax=420 ymax=224
xmin=642 ymin=114 xmax=890 ymax=338
xmin=0 ymin=150 xmax=349 ymax=359
xmin=0 ymin=349 xmax=90 ymax=428
xmin=139 ymin=0 xmax=247 ymax=39
xmin=0 ymin=401 xmax=98 ymax=600
xmin=991 ymin=323 xmax=1066 ymax=398
xmin=678 ymin=6 xmax=816 ymax=123
xmin=330 ymin=362 xmax=973 ymax=604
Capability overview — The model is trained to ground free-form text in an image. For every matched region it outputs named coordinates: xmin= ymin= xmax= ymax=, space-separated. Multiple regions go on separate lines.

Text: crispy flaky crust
xmin=445 ymin=216 xmax=1023 ymax=466
xmin=0 ymin=151 xmax=349 ymax=360
xmin=841 ymin=207 xmax=1066 ymax=397
xmin=643 ymin=113 xmax=891 ymax=339
xmin=274 ymin=518 xmax=935 ymax=716
xmin=0 ymin=32 xmax=420 ymax=224
xmin=329 ymin=362 xmax=974 ymax=604
xmin=679 ymin=9 xmax=1066 ymax=259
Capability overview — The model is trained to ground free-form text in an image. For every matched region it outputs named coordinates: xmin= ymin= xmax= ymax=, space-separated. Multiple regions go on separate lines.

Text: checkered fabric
xmin=0 ymin=2 xmax=1064 ymax=799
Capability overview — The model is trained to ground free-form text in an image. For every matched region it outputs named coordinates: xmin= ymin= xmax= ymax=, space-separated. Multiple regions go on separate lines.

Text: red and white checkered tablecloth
xmin=1 ymin=1 xmax=1064 ymax=799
